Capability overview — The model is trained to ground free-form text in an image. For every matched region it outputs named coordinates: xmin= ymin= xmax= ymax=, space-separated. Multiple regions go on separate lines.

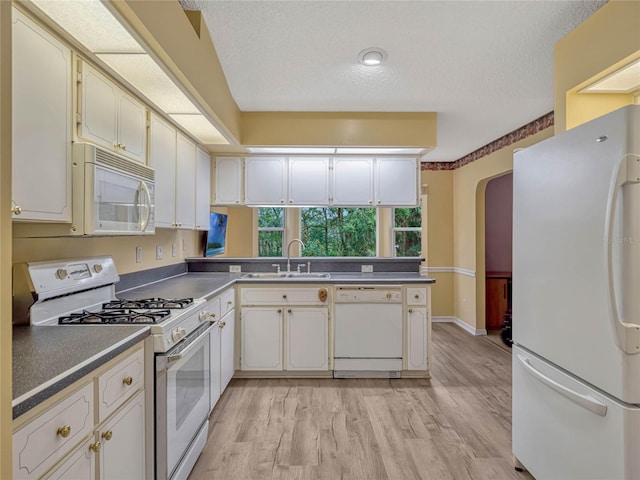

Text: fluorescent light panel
xmin=30 ymin=0 xmax=229 ymax=145
xmin=246 ymin=147 xmax=425 ymax=155
xmin=581 ymin=59 xmax=640 ymax=93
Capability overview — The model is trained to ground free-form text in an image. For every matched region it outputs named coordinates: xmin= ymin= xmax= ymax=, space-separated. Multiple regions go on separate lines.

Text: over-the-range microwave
xmin=72 ymin=142 xmax=155 ymax=236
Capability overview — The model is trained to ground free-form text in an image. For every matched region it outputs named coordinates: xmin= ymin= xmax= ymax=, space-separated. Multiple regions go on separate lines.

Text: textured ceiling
xmin=179 ymin=0 xmax=606 ymax=162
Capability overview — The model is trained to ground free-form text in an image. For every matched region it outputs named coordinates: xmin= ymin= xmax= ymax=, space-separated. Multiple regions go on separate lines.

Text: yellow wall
xmin=12 ymin=229 xmax=201 ymax=274
xmin=0 ymin=0 xmax=11 ymax=474
xmin=452 ymin=127 xmax=553 ymax=331
xmin=555 ymin=1 xmax=640 ymax=133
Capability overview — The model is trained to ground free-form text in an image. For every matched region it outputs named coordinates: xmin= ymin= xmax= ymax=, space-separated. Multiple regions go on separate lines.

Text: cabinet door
xmin=149 ymin=114 xmax=177 ymax=228
xmin=214 ymin=157 xmax=243 ymax=205
xmin=195 ymin=147 xmax=211 ymax=230
xmin=116 ymin=91 xmax=147 ymax=164
xmin=406 ymin=307 xmax=428 ymax=370
xmin=81 ymin=63 xmax=118 ymax=152
xmin=245 ymin=157 xmax=286 ymax=205
xmin=331 ymin=157 xmax=374 ymax=206
xmin=286 ymin=308 xmax=328 ymax=370
xmin=12 ymin=9 xmax=72 ymax=222
xmin=486 ymin=278 xmax=509 ymax=330
xmin=288 ymin=157 xmax=330 ymax=205
xmin=99 ymin=390 xmax=145 ymax=480
xmin=210 ymin=324 xmax=221 ymax=411
xmin=375 ymin=157 xmax=419 ymax=206
xmin=175 ymin=132 xmax=197 ymax=229
xmin=241 ymin=307 xmax=282 ymax=370
xmin=220 ymin=308 xmax=235 ymax=392
xmin=42 ymin=440 xmax=95 ymax=480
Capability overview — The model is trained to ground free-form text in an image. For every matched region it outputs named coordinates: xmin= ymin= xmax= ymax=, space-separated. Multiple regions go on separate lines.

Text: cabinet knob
xmin=219 ymin=321 xmax=226 ymax=328
xmin=368 ymin=200 xmax=372 ymax=205
xmin=89 ymin=441 xmax=101 ymax=453
xmin=282 ymin=294 xmax=287 ymax=299
xmin=11 ymin=201 xmax=22 ymax=216
xmin=123 ymin=376 xmax=133 ymax=386
xmin=288 ymin=309 xmax=292 ymax=314
xmin=57 ymin=425 xmax=71 ymax=438
xmin=414 ymin=294 xmax=420 ymax=299
xmin=235 ymin=200 xmax=239 ymax=204
xmin=408 ymin=308 xmax=413 ymax=313
xmin=289 ymin=199 xmax=293 ymax=204
xmin=121 ymin=144 xmax=127 ymax=151
xmin=277 ymin=309 xmax=282 ymax=314
xmin=102 ymin=430 xmax=113 ymax=441
xmin=280 ymin=199 xmax=284 ymax=204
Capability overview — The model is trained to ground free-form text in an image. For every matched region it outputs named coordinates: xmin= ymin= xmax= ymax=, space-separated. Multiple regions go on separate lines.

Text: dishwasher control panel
xmin=335 ymin=285 xmax=402 ymax=303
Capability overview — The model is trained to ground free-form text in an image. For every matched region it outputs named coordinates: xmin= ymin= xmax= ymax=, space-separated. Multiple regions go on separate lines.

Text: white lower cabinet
xmin=286 ymin=307 xmax=329 ymax=371
xmin=405 ymin=287 xmax=430 ymax=371
xmin=241 ymin=307 xmax=283 ymax=371
xmin=240 ymin=286 xmax=330 ymax=372
xmin=207 ymin=288 xmax=235 ymax=411
xmin=13 ymin=344 xmax=147 ymax=480
xmin=98 ymin=390 xmax=145 ymax=480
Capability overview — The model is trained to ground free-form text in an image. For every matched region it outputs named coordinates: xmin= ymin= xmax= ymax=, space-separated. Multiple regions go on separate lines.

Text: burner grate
xmin=102 ymin=298 xmax=194 ymax=310
xmin=59 ymin=308 xmax=171 ymax=325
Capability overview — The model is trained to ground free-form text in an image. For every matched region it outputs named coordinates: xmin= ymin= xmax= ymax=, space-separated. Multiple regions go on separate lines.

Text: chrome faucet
xmin=286 ymin=238 xmax=305 ymax=272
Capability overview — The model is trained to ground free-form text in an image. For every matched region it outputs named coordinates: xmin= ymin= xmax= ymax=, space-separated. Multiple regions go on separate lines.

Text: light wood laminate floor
xmin=189 ymin=323 xmax=533 ymax=480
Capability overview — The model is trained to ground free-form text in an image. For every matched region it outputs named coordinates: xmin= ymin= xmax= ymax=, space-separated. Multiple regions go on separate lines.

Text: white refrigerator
xmin=512 ymin=105 xmax=640 ymax=479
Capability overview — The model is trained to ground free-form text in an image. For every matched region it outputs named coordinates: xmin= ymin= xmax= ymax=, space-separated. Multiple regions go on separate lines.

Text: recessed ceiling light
xmin=358 ymin=48 xmax=387 ymax=66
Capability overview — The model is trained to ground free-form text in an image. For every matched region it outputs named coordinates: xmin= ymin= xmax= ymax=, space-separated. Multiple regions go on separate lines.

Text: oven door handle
xmin=163 ymin=322 xmax=217 ymax=364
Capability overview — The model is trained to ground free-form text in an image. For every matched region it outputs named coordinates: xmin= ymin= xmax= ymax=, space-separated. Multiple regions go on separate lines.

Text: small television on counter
xmin=204 ymin=212 xmax=228 ymax=257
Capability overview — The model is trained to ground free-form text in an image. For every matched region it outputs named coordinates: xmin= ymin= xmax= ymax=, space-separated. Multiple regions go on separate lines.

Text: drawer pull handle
xmin=89 ymin=441 xmax=101 ymax=452
xmin=123 ymin=376 xmax=133 ymax=386
xmin=102 ymin=430 xmax=113 ymax=441
xmin=57 ymin=425 xmax=71 ymax=438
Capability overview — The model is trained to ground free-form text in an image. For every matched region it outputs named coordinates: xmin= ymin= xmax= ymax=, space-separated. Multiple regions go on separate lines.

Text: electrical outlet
xmin=156 ymin=245 xmax=163 ymax=260
xmin=229 ymin=265 xmax=241 ymax=273
xmin=136 ymin=246 xmax=142 ymax=263
xmin=361 ymin=264 xmax=373 ymax=273
xmin=172 ymin=244 xmax=177 ymax=257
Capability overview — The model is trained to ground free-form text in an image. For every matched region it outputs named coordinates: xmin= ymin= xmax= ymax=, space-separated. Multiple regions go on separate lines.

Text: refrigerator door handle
xmin=517 ymin=354 xmax=608 ymax=417
xmin=606 ymin=154 xmax=640 ymax=354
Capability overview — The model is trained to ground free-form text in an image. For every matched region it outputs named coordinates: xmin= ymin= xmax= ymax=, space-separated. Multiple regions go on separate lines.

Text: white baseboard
xmin=433 ymin=316 xmax=487 ymax=336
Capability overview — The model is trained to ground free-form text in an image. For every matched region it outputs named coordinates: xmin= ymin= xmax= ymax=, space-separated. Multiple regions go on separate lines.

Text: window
xmin=393 ymin=206 xmax=422 ymax=257
xmin=301 ymin=207 xmax=376 ymax=256
xmin=258 ymin=207 xmax=285 ymax=256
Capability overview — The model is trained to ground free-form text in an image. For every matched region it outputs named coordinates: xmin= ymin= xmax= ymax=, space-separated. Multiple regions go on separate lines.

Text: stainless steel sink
xmin=241 ymin=272 xmax=331 ymax=279
xmin=241 ymin=272 xmax=289 ymax=278
xmin=285 ymin=272 xmax=331 ymax=279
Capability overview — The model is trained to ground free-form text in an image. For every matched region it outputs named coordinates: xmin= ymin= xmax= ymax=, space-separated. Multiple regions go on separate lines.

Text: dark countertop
xmin=13 ymin=325 xmax=149 ymax=419
xmin=15 ymin=270 xmax=433 ymax=419
xmin=117 ymin=271 xmax=434 ymax=301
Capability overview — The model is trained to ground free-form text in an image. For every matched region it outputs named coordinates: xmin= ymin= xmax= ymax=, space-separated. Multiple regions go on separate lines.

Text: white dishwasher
xmin=334 ymin=285 xmax=403 ymax=378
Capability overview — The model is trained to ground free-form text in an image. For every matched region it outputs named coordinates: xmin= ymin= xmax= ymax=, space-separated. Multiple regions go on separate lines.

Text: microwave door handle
xmin=139 ymin=181 xmax=152 ymax=232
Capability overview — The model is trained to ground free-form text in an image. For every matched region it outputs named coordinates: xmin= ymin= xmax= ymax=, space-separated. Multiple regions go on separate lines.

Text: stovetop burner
xmin=58 ymin=308 xmax=172 ymax=325
xmin=102 ymin=298 xmax=194 ymax=310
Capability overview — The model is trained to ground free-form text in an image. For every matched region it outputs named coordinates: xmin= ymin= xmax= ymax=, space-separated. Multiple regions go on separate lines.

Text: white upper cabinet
xmin=149 ymin=114 xmax=177 ymax=228
xmin=175 ymin=132 xmax=197 ymax=229
xmin=79 ymin=61 xmax=147 ymax=164
xmin=375 ymin=157 xmax=419 ymax=206
xmin=288 ymin=157 xmax=330 ymax=205
xmin=245 ymin=157 xmax=287 ymax=205
xmin=214 ymin=157 xmax=243 ymax=205
xmin=331 ymin=157 xmax=374 ymax=206
xmin=12 ymin=9 xmax=72 ymax=222
xmin=195 ymin=147 xmax=211 ymax=231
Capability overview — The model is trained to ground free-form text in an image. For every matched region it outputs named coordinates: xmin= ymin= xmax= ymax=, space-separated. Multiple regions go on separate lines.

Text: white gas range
xmin=13 ymin=256 xmax=214 ymax=480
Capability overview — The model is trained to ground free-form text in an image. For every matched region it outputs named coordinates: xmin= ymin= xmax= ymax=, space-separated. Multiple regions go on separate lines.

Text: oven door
xmin=156 ymin=323 xmax=213 ymax=479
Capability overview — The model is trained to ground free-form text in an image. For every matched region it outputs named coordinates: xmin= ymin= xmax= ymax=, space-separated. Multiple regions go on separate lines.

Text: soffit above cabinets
xmin=25 ymin=0 xmax=231 ymax=147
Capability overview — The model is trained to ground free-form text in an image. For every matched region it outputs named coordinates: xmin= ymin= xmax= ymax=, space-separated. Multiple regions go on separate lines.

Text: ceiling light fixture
xmin=358 ymin=47 xmax=387 ymax=66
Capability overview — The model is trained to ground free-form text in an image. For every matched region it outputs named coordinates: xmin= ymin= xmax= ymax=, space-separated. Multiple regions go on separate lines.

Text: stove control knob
xmin=93 ymin=264 xmax=103 ymax=274
xmin=172 ymin=328 xmax=187 ymax=342
xmin=199 ymin=311 xmax=210 ymax=323
xmin=56 ymin=268 xmax=68 ymax=280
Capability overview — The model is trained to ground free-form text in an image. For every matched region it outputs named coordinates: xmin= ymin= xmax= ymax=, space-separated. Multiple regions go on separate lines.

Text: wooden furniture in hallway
xmin=189 ymin=323 xmax=533 ymax=480
xmin=486 ymin=272 xmax=512 ymax=331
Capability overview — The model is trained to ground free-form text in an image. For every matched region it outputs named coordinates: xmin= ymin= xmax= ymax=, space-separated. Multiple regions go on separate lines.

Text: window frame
xmin=257 ymin=207 xmax=286 ymax=257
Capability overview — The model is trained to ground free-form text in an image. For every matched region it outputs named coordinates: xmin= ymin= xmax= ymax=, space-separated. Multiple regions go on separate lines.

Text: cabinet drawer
xmin=220 ymin=288 xmax=235 ymax=316
xmin=13 ymin=382 xmax=94 ymax=480
xmin=406 ymin=287 xmax=427 ymax=305
xmin=97 ymin=348 xmax=144 ymax=422
xmin=241 ymin=287 xmax=329 ymax=306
